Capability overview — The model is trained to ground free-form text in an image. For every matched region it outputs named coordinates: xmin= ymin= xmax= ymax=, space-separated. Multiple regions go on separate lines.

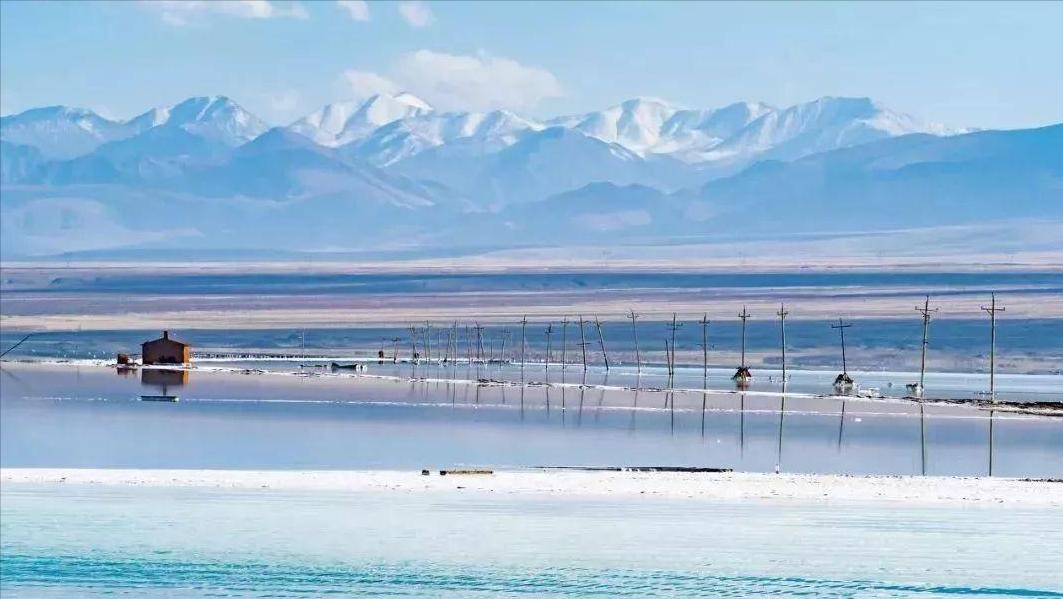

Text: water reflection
xmin=0 ymin=362 xmax=1060 ymax=477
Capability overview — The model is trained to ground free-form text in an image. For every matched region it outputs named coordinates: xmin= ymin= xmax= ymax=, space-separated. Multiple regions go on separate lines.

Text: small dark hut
xmin=142 ymin=330 xmax=191 ymax=365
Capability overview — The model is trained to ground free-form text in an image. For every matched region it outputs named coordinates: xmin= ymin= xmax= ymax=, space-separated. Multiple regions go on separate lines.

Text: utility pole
xmin=738 ymin=307 xmax=750 ymax=368
xmin=777 ymin=303 xmax=789 ymax=383
xmin=578 ymin=315 xmax=588 ymax=371
xmin=520 ymin=315 xmax=528 ymax=372
xmin=594 ymin=315 xmax=609 ymax=370
xmin=699 ymin=313 xmax=710 ymax=380
xmin=409 ymin=325 xmax=419 ymax=363
xmin=628 ymin=309 xmax=641 ymax=375
xmin=500 ymin=328 xmax=509 ymax=363
xmin=391 ymin=337 xmax=400 ymax=363
xmin=545 ymin=324 xmax=553 ymax=372
xmin=464 ymin=325 xmax=472 ymax=363
xmin=561 ymin=317 xmax=569 ymax=371
xmin=981 ymin=294 xmax=1005 ymax=399
xmin=667 ymin=313 xmax=682 ymax=376
xmin=832 ymin=318 xmax=853 ymax=375
xmin=916 ymin=296 xmax=938 ymax=391
xmin=450 ymin=321 xmax=458 ymax=363
xmin=474 ymin=323 xmax=485 ymax=363
xmin=424 ymin=321 xmax=431 ymax=363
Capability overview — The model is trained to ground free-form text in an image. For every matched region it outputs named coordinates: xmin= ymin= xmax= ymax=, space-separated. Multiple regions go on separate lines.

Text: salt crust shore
xmin=3 ymin=469 xmax=1061 ymax=507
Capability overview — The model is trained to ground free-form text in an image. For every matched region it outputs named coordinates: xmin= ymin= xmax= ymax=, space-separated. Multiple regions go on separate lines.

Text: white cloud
xmin=336 ymin=0 xmax=369 ymax=21
xmin=397 ymin=1 xmax=432 ymax=27
xmin=392 ymin=50 xmax=562 ymax=111
xmin=143 ymin=1 xmax=309 ymax=26
xmin=341 ymin=70 xmax=401 ymax=100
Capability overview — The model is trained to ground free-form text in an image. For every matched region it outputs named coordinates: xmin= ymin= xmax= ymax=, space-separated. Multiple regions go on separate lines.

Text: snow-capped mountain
xmin=143 ymin=96 xmax=268 ymax=147
xmin=4 ymin=92 xmax=1007 ymax=257
xmin=703 ymin=96 xmax=959 ymax=163
xmin=346 ymin=109 xmax=543 ymax=167
xmin=288 ymin=93 xmax=433 ymax=147
xmin=0 ymin=106 xmax=144 ymax=160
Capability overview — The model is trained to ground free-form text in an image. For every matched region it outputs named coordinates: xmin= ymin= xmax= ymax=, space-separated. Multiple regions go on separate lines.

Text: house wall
xmin=142 ymin=340 xmax=191 ymax=365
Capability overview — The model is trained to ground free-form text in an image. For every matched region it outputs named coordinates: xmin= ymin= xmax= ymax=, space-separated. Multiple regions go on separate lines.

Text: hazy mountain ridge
xmin=2 ymin=93 xmax=1058 ymax=258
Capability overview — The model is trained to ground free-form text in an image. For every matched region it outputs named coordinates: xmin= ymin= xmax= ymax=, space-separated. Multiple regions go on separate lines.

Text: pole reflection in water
xmin=630 ymin=379 xmax=640 ymax=434
xmin=3 ymin=362 xmax=1059 ymax=477
xmin=776 ymin=394 xmax=786 ymax=473
xmin=838 ymin=399 xmax=847 ymax=452
xmin=989 ymin=409 xmax=995 ymax=477
xmin=920 ymin=404 xmax=927 ymax=476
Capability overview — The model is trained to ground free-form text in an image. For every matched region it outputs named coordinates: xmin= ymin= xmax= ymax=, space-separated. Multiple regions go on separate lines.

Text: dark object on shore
xmin=330 ymin=362 xmax=361 ymax=371
xmin=538 ymin=466 xmax=732 ymax=473
xmin=439 ymin=469 xmax=493 ymax=476
xmin=834 ymin=373 xmax=854 ymax=387
xmin=116 ymin=353 xmax=131 ymax=365
xmin=421 ymin=469 xmax=431 ymax=476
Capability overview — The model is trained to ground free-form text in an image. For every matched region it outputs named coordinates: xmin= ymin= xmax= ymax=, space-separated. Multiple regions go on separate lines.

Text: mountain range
xmin=1 ymin=93 xmax=1060 ymax=259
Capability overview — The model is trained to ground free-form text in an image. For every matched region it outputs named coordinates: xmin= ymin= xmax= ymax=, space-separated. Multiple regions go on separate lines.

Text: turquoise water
xmin=2 ymin=484 xmax=1062 ymax=597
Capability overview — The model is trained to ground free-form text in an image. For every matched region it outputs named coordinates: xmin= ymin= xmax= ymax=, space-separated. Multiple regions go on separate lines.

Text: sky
xmin=1 ymin=0 xmax=1061 ymax=129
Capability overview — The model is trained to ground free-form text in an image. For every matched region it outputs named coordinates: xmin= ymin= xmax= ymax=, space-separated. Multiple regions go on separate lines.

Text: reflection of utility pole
xmin=777 ymin=303 xmax=789 ymax=383
xmin=916 ymin=296 xmax=938 ymax=391
xmin=628 ymin=309 xmax=641 ymax=374
xmin=981 ymin=294 xmax=1005 ymax=400
xmin=594 ymin=315 xmax=609 ymax=370
xmin=699 ymin=313 xmax=710 ymax=380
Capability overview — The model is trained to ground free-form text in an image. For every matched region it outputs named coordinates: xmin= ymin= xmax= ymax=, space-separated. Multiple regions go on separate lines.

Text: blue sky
xmin=1 ymin=1 xmax=1060 ymax=129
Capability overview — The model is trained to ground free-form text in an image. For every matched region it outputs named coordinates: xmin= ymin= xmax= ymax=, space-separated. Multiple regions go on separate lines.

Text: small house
xmin=142 ymin=330 xmax=191 ymax=365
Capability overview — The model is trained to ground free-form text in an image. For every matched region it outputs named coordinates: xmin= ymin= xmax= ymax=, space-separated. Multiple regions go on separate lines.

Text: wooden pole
xmin=916 ymin=296 xmax=937 ymax=390
xmin=777 ymin=303 xmax=789 ymax=384
xmin=594 ymin=315 xmax=609 ymax=371
xmin=628 ymin=309 xmax=641 ymax=375
xmin=561 ymin=317 xmax=568 ymax=371
xmin=520 ymin=315 xmax=528 ymax=373
xmin=409 ymin=325 xmax=418 ymax=363
xmin=738 ymin=307 xmax=750 ymax=368
xmin=831 ymin=318 xmax=853 ymax=374
xmin=579 ymin=315 xmax=588 ymax=371
xmin=545 ymin=324 xmax=553 ymax=372
xmin=981 ymin=294 xmax=1005 ymax=400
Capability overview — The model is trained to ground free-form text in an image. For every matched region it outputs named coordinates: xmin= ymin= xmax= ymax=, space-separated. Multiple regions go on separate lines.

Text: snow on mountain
xmin=703 ymin=96 xmax=956 ymax=163
xmin=547 ymin=98 xmax=774 ymax=162
xmin=346 ymin=109 xmax=543 ymax=166
xmin=549 ymin=97 xmax=680 ymax=153
xmin=0 ymin=106 xmax=141 ymax=160
xmin=148 ymin=96 xmax=268 ymax=147
xmin=288 ymin=93 xmax=433 ymax=147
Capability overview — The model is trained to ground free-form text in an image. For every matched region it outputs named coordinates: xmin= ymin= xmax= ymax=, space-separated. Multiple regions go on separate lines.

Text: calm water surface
xmin=2 ymin=362 xmax=1061 ymax=476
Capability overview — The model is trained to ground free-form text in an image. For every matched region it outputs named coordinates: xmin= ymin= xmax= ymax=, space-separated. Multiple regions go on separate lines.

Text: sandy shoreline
xmin=3 ymin=468 xmax=1061 ymax=507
